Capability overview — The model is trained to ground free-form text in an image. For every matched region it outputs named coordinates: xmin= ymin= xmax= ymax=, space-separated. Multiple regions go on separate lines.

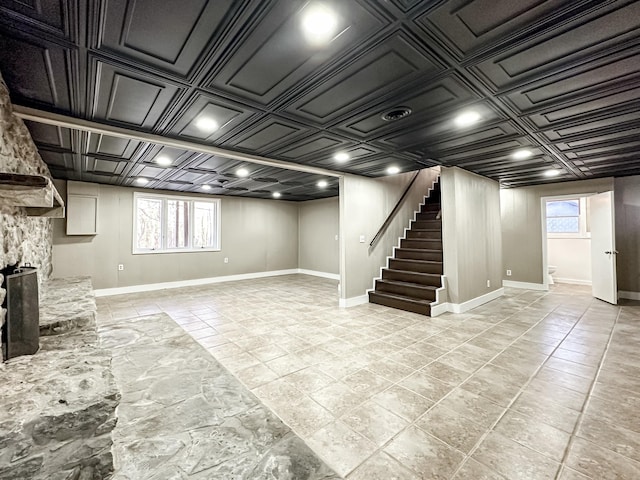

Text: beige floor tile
xmin=578 ymin=413 xmax=640 ymax=463
xmin=265 ymin=353 xmax=306 ymax=376
xmin=388 ymin=349 xmax=434 ymax=370
xmin=347 ymin=451 xmax=420 ymax=480
xmin=249 ymin=343 xmax=288 ymax=362
xmin=511 ymin=391 xmax=580 ymax=433
xmin=342 ymin=369 xmax=392 ymax=396
xmin=398 ymin=369 xmax=452 ymax=402
xmin=525 ymin=377 xmax=587 ymax=412
xmin=341 ymin=400 xmax=408 ymax=447
xmin=366 ymin=358 xmax=415 ymax=383
xmin=283 ymin=366 xmax=335 ymax=393
xmin=310 ymin=381 xmax=367 ymax=417
xmin=276 ymin=396 xmax=334 ymax=437
xmin=235 ymin=363 xmax=279 ymax=389
xmin=460 ymin=373 xmax=522 ymax=407
xmin=384 ymin=425 xmax=465 ymax=480
xmin=416 ymin=403 xmax=487 ymax=453
xmin=557 ymin=466 xmax=592 ymax=480
xmin=437 ymin=387 xmax=505 ymax=429
xmin=494 ymin=409 xmax=571 ymax=462
xmin=306 ymin=420 xmax=377 ymax=478
xmin=452 ymin=458 xmax=507 ymax=480
xmin=371 ymin=384 xmax=434 ymax=422
xmin=566 ymin=437 xmax=640 ymax=480
xmin=252 ymin=377 xmax=305 ymax=410
xmin=472 ymin=431 xmax=560 ymax=479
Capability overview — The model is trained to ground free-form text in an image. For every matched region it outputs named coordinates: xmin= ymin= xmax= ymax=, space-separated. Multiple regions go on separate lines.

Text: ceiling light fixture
xmin=317 ymin=180 xmax=328 ymax=188
xmin=382 ymin=107 xmax=412 ymax=122
xmin=301 ymin=3 xmax=338 ymax=45
xmin=454 ymin=110 xmax=481 ymax=128
xmin=544 ymin=169 xmax=561 ymax=177
xmin=334 ymin=152 xmax=350 ymax=162
xmin=272 ymin=192 xmax=281 ymax=198
xmin=387 ymin=166 xmax=400 ymax=175
xmin=195 ymin=117 xmax=219 ymax=133
xmin=201 ymin=185 xmax=212 ymax=191
xmin=512 ymin=149 xmax=533 ymax=160
xmin=236 ymin=167 xmax=249 ymax=177
xmin=155 ymin=156 xmax=172 ymax=166
xmin=135 ymin=177 xmax=149 ymax=185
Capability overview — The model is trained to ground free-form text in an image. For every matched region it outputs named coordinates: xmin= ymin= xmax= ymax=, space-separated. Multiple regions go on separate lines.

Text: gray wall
xmin=501 ymin=177 xmax=614 ymax=285
xmin=615 ymin=176 xmax=640 ymax=294
xmin=441 ymin=167 xmax=502 ymax=304
xmin=339 ymin=168 xmax=440 ymax=299
xmin=298 ymin=197 xmax=339 ymax=275
xmin=52 ymin=181 xmax=299 ymax=289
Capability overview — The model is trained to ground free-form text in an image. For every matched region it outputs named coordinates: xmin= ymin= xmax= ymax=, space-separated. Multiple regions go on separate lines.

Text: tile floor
xmin=97 ymin=275 xmax=640 ymax=479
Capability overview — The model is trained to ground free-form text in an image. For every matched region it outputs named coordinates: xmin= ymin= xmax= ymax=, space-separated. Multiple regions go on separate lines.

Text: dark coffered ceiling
xmin=1 ymin=0 xmax=639 ymax=200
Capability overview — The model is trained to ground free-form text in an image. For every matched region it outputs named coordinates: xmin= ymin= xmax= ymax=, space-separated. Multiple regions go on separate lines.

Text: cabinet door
xmin=66 ymin=194 xmax=98 ymax=235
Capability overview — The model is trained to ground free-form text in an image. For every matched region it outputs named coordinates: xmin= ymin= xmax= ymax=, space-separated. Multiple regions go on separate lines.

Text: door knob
xmin=604 ymin=250 xmax=619 ymax=254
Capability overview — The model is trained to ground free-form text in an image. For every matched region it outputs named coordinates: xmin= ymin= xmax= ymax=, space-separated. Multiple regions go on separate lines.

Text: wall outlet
xmin=506 ymin=269 xmax=512 ymax=276
xmin=335 ymin=234 xmax=339 ymax=241
xmin=359 ymin=235 xmax=365 ymax=243
xmin=224 ymin=257 xmax=229 ymax=264
xmin=487 ymin=280 xmax=491 ymax=287
xmin=118 ymin=264 xmax=124 ymax=271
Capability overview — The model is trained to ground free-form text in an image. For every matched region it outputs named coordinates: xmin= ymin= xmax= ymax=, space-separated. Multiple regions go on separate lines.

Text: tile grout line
xmin=553 ymin=305 xmax=622 ymax=479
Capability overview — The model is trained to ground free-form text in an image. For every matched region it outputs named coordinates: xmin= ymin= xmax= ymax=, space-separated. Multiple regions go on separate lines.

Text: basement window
xmin=546 ymin=197 xmax=589 ymax=238
xmin=133 ymin=193 xmax=220 ymax=254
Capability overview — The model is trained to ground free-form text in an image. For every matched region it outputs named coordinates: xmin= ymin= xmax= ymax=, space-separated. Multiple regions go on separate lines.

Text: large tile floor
xmin=98 ymin=275 xmax=640 ymax=479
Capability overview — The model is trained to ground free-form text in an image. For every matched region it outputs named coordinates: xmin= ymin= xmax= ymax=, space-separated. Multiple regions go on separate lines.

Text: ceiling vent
xmin=381 ymin=107 xmax=412 ymax=122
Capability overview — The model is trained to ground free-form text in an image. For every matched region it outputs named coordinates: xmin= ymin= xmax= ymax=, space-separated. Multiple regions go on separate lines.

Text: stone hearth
xmin=0 ymin=277 xmax=119 ymax=480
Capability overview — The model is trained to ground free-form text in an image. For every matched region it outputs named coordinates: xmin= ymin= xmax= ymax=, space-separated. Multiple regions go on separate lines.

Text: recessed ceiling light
xmin=272 ymin=192 xmax=281 ymax=198
xmin=301 ymin=3 xmax=338 ymax=45
xmin=317 ymin=180 xmax=328 ymax=188
xmin=454 ymin=110 xmax=481 ymax=127
xmin=387 ymin=166 xmax=400 ymax=175
xmin=512 ymin=149 xmax=533 ymax=160
xmin=334 ymin=152 xmax=350 ymax=162
xmin=201 ymin=185 xmax=212 ymax=191
xmin=544 ymin=169 xmax=561 ymax=177
xmin=135 ymin=177 xmax=149 ymax=185
xmin=236 ymin=167 xmax=249 ymax=177
xmin=382 ymin=107 xmax=412 ymax=122
xmin=155 ymin=156 xmax=172 ymax=166
xmin=195 ymin=117 xmax=219 ymax=133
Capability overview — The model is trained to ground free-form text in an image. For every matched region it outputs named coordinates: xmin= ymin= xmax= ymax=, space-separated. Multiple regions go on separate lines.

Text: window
xmin=546 ymin=197 xmax=589 ymax=237
xmin=134 ymin=193 xmax=220 ymax=253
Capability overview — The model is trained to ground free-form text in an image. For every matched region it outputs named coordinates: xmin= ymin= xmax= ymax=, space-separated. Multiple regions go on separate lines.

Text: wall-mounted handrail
xmin=369 ymin=170 xmax=421 ymax=249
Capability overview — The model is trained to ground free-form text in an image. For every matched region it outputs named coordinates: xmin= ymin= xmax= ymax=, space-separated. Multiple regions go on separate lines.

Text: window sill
xmin=547 ymin=234 xmax=591 ymax=240
xmin=132 ymin=248 xmax=221 ymax=255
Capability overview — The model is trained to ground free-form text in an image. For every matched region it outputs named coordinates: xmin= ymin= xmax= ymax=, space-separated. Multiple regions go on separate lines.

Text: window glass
xmin=546 ymin=199 xmax=581 ymax=234
xmin=135 ymin=198 xmax=162 ymax=250
xmin=167 ymin=200 xmax=189 ymax=248
xmin=193 ymin=201 xmax=215 ymax=248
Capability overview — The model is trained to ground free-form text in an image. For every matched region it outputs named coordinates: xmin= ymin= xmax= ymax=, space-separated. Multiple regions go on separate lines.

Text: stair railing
xmin=369 ymin=170 xmax=421 ymax=249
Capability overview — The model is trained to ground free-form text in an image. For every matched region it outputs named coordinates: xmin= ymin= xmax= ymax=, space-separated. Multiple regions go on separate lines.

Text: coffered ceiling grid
xmin=0 ymin=0 xmax=638 ymax=198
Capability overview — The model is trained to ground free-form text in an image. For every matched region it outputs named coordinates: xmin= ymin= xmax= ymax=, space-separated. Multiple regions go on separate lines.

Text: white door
xmin=589 ymin=191 xmax=617 ymax=304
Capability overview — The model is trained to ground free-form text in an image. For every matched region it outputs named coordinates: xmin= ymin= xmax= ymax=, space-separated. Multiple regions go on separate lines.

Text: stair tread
xmin=396 ymin=247 xmax=443 ymax=253
xmin=384 ymin=268 xmax=440 ymax=278
xmin=369 ymin=291 xmax=432 ymax=305
xmin=410 ymin=228 xmax=441 ymax=232
xmin=377 ymin=279 xmax=438 ymax=290
xmin=391 ymin=258 xmax=442 ymax=265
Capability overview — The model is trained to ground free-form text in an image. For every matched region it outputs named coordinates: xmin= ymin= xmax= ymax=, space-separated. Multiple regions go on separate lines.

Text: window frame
xmin=545 ymin=196 xmax=590 ymax=239
xmin=133 ymin=192 xmax=221 ymax=254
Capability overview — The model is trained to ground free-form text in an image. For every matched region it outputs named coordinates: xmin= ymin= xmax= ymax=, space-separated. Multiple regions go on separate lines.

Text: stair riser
xmin=421 ymin=204 xmax=441 ymax=213
xmin=389 ymin=259 xmax=443 ymax=274
xmin=401 ymin=239 xmax=442 ymax=250
xmin=395 ymin=249 xmax=443 ymax=262
xmin=415 ymin=212 xmax=439 ymax=221
xmin=375 ymin=281 xmax=436 ymax=301
xmin=411 ymin=221 xmax=441 ymax=230
xmin=406 ymin=230 xmax=441 ymax=240
xmin=383 ymin=270 xmax=441 ymax=287
xmin=369 ymin=293 xmax=431 ymax=315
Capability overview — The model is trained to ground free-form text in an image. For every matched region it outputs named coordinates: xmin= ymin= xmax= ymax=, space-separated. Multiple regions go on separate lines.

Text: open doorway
xmin=542 ymin=194 xmax=593 ymax=287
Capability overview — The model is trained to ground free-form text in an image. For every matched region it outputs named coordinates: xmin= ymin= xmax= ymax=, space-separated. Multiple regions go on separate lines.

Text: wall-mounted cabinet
xmin=66 ymin=181 xmax=98 ymax=235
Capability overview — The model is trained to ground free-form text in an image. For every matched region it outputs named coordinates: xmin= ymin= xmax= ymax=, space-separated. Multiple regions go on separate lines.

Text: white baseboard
xmin=430 ymin=302 xmax=450 ymax=317
xmin=502 ymin=280 xmax=548 ymax=291
xmin=298 ymin=269 xmax=340 ymax=280
xmin=554 ymin=278 xmax=592 ymax=286
xmin=339 ymin=294 xmax=369 ymax=308
xmin=619 ymin=290 xmax=640 ymax=300
xmin=450 ymin=288 xmax=504 ymax=314
xmin=95 ymin=269 xmax=300 ymax=297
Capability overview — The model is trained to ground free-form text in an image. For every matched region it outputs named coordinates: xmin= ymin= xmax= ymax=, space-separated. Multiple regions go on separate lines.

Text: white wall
xmin=52 ymin=181 xmax=299 ymax=289
xmin=441 ymin=167 xmax=502 ymax=305
xmin=298 ymin=197 xmax=339 ymax=275
xmin=547 ymin=238 xmax=592 ymax=284
xmin=339 ymin=168 xmax=440 ymax=301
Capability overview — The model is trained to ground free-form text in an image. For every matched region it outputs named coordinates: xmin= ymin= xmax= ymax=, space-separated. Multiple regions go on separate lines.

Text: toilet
xmin=548 ymin=265 xmax=557 ymax=285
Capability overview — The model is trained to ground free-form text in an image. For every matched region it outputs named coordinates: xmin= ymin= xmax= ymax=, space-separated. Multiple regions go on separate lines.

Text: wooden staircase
xmin=368 ymin=180 xmax=442 ymax=315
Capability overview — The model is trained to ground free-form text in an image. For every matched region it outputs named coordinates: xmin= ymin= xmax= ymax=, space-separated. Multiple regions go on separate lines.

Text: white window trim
xmin=133 ymin=192 xmax=221 ymax=254
xmin=546 ymin=196 xmax=591 ymax=239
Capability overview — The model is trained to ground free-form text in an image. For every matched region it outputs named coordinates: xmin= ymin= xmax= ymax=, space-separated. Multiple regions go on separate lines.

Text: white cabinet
xmin=66 ymin=182 xmax=98 ymax=235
